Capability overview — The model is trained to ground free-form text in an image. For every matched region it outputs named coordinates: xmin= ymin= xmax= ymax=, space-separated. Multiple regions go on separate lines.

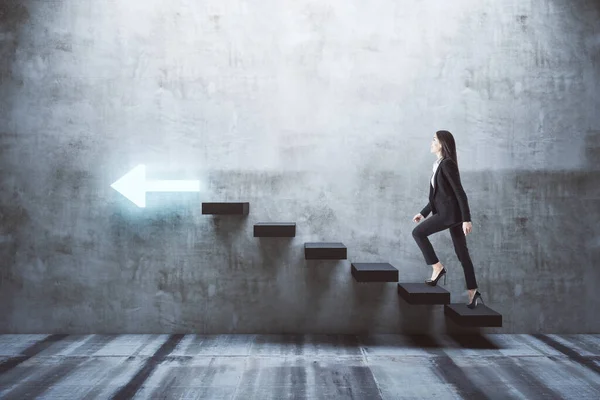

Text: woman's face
xmin=431 ymin=135 xmax=441 ymax=153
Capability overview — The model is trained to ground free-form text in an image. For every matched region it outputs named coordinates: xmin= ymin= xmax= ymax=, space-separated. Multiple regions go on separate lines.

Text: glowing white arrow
xmin=111 ymin=164 xmax=200 ymax=208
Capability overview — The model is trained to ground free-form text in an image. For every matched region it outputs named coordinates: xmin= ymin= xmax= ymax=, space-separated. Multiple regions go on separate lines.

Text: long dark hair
xmin=436 ymin=130 xmax=458 ymax=168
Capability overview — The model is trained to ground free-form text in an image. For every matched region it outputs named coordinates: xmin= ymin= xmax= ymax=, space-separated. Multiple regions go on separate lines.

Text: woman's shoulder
xmin=441 ymin=158 xmax=459 ymax=170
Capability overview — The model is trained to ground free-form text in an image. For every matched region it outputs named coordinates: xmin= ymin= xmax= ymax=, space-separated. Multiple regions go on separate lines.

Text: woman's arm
xmin=420 ymin=202 xmax=431 ymax=217
xmin=441 ymin=160 xmax=471 ymax=222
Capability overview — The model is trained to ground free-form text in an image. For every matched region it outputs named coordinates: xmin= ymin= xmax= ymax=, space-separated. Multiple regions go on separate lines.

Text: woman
xmin=411 ymin=130 xmax=483 ymax=308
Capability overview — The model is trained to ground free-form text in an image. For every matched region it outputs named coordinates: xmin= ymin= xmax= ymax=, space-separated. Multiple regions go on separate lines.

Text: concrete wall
xmin=1 ymin=0 xmax=599 ymax=334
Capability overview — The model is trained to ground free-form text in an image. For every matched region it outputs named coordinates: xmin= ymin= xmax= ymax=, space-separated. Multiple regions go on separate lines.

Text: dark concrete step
xmin=351 ymin=263 xmax=398 ymax=282
xmin=254 ymin=222 xmax=296 ymax=237
xmin=444 ymin=303 xmax=503 ymax=327
xmin=304 ymin=242 xmax=347 ymax=260
xmin=202 ymin=202 xmax=249 ymax=215
xmin=397 ymin=283 xmax=450 ymax=304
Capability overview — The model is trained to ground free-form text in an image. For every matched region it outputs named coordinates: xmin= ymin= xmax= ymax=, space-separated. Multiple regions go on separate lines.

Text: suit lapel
xmin=432 ymin=157 xmax=447 ymax=199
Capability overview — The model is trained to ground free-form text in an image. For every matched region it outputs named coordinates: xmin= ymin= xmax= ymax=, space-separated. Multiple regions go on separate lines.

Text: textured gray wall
xmin=1 ymin=0 xmax=599 ymax=334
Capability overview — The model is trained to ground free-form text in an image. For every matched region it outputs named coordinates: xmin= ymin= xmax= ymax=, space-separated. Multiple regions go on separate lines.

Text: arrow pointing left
xmin=111 ymin=164 xmax=201 ymax=207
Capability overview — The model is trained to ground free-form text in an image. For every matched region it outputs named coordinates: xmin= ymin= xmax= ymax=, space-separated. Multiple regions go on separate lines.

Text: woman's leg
xmin=412 ymin=214 xmax=450 ymax=266
xmin=448 ymin=223 xmax=478 ymax=290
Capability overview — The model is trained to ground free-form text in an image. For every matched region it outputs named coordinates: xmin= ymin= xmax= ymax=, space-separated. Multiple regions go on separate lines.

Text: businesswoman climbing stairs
xmin=411 ymin=130 xmax=483 ymax=309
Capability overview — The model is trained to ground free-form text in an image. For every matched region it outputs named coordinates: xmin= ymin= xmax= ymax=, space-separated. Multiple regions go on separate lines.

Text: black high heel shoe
xmin=467 ymin=291 xmax=484 ymax=309
xmin=425 ymin=267 xmax=446 ymax=286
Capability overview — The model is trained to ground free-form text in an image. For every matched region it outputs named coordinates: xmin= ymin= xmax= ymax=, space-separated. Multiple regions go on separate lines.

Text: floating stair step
xmin=254 ymin=222 xmax=296 ymax=237
xmin=397 ymin=283 xmax=450 ymax=304
xmin=444 ymin=303 xmax=503 ymax=327
xmin=351 ymin=263 xmax=398 ymax=282
xmin=304 ymin=242 xmax=347 ymax=260
xmin=202 ymin=202 xmax=249 ymax=215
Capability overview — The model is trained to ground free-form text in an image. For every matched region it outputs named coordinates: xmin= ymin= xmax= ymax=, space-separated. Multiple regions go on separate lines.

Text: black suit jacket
xmin=420 ymin=157 xmax=471 ymax=224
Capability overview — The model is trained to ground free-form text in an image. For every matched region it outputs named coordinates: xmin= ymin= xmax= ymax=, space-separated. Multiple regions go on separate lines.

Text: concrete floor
xmin=1 ymin=334 xmax=599 ymax=399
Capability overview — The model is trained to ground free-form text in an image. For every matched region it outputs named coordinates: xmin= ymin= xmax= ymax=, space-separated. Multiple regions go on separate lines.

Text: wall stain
xmin=516 ymin=15 xmax=528 ymax=32
xmin=0 ymin=0 xmax=30 ymax=85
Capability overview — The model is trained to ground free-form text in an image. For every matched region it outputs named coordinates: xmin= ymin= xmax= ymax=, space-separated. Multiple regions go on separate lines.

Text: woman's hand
xmin=463 ymin=221 xmax=472 ymax=236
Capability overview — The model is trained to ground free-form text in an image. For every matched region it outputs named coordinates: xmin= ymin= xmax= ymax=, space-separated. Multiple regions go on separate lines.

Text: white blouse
xmin=431 ymin=157 xmax=442 ymax=188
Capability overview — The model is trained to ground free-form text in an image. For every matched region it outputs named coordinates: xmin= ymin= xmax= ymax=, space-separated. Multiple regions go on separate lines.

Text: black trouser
xmin=412 ymin=213 xmax=478 ymax=290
